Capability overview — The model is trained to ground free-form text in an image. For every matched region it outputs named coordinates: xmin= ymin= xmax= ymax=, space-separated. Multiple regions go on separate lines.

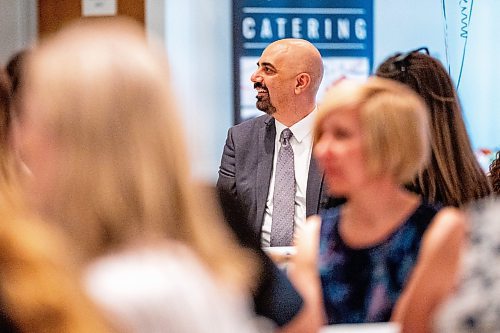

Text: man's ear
xmin=295 ymin=73 xmax=311 ymax=94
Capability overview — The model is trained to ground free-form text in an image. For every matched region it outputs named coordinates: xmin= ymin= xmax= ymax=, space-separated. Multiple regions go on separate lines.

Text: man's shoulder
xmin=230 ymin=114 xmax=273 ymax=133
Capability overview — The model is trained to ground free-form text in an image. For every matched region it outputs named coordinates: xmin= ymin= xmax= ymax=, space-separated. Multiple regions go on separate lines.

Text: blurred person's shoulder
xmin=85 ymin=241 xmax=220 ymax=301
xmin=84 ymin=241 xmax=260 ymax=333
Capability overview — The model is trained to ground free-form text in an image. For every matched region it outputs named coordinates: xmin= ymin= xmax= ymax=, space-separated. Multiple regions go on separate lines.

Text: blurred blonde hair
xmin=0 ymin=186 xmax=112 ymax=333
xmin=315 ymin=77 xmax=430 ymax=184
xmin=0 ymin=64 xmax=111 ymax=333
xmin=22 ymin=18 xmax=256 ymax=288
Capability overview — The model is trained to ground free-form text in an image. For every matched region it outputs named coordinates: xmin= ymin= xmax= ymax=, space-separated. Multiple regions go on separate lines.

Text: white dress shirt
xmin=261 ymin=107 xmax=317 ymax=247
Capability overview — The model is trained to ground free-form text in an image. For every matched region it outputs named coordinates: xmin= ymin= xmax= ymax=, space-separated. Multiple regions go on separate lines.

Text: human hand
xmin=292 ymin=215 xmax=321 ymax=273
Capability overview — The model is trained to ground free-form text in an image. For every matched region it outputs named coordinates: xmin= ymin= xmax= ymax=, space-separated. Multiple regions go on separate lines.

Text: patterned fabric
xmin=434 ymin=198 xmax=500 ymax=333
xmin=319 ymin=202 xmax=438 ymax=324
xmin=271 ymin=128 xmax=295 ymax=246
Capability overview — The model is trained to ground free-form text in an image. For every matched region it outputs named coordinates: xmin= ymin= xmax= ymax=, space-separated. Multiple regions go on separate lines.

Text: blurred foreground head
xmin=1 ymin=56 xmax=110 ymax=333
xmin=19 ymin=18 xmax=254 ymax=286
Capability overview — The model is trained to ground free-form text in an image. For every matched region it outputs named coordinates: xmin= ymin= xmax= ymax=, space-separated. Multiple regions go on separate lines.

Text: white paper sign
xmin=82 ymin=0 xmax=117 ymax=17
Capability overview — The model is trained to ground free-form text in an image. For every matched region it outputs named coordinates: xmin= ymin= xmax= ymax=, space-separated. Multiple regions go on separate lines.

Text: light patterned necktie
xmin=270 ymin=128 xmax=295 ymax=246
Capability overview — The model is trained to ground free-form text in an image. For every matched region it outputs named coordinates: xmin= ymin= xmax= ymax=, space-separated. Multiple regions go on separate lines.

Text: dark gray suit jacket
xmin=217 ymin=114 xmax=328 ymax=236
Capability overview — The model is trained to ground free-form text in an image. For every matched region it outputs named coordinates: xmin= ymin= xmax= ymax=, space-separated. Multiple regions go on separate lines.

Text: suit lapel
xmin=256 ymin=117 xmax=275 ymax=231
xmin=306 ymin=155 xmax=325 ymax=216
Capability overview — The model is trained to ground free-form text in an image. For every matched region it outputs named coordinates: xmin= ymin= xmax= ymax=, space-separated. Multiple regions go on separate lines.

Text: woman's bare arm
xmin=392 ymin=207 xmax=467 ymax=333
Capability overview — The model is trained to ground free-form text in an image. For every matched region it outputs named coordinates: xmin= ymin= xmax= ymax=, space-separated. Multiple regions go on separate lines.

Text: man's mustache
xmin=254 ymin=82 xmax=268 ymax=90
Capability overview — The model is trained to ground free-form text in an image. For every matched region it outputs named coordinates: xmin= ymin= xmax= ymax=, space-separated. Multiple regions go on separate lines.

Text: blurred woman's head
xmin=18 ymin=18 xmax=254 ymax=287
xmin=376 ymin=49 xmax=491 ymax=206
xmin=20 ymin=19 xmax=183 ymax=252
xmin=314 ymin=77 xmax=430 ymax=197
xmin=1 ymin=63 xmax=111 ymax=333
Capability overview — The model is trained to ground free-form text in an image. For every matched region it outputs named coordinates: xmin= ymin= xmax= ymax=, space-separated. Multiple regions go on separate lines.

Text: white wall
xmin=455 ymin=1 xmax=500 ymax=151
xmin=373 ymin=0 xmax=445 ymax=67
xmin=163 ymin=0 xmax=233 ymax=182
xmin=146 ymin=0 xmax=166 ymax=44
xmin=0 ymin=0 xmax=37 ymax=65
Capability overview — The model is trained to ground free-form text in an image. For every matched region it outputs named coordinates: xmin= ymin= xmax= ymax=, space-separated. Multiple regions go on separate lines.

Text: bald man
xmin=217 ymin=39 xmax=329 ymax=248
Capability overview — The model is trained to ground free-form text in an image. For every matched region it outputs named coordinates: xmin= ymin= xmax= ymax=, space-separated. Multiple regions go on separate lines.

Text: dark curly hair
xmin=490 ymin=151 xmax=500 ymax=195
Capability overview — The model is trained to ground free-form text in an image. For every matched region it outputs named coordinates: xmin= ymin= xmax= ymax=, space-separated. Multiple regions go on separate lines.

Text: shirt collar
xmin=275 ymin=106 xmax=318 ymax=143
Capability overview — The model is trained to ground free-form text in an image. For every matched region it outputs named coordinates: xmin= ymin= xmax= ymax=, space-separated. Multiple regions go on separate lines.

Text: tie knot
xmin=280 ymin=128 xmax=293 ymax=144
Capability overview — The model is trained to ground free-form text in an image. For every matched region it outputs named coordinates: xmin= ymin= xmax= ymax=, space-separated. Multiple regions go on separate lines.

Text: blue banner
xmin=233 ymin=0 xmax=374 ymax=122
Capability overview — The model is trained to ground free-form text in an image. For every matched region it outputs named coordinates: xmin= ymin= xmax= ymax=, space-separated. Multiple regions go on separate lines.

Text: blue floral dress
xmin=319 ymin=202 xmax=438 ymax=324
